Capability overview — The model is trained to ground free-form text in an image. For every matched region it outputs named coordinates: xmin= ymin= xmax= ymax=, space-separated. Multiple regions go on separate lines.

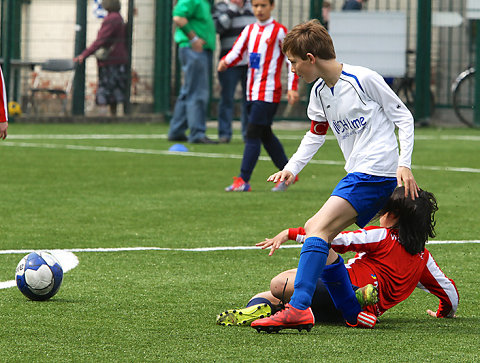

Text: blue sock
xmin=240 ymin=137 xmax=261 ymax=181
xmin=289 ymin=237 xmax=329 ymax=310
xmin=321 ymin=255 xmax=361 ymax=325
xmin=246 ymin=297 xmax=273 ymax=309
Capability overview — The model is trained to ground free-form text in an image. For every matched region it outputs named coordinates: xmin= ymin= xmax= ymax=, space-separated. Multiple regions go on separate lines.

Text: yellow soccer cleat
xmin=355 ymin=284 xmax=379 ymax=308
xmin=216 ymin=303 xmax=272 ymax=326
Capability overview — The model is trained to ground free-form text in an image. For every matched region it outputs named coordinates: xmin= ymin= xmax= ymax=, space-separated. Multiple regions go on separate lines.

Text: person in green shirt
xmin=168 ymin=0 xmax=218 ymax=144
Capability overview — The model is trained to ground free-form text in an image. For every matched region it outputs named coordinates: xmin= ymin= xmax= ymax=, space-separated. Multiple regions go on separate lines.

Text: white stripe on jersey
xmin=223 ymin=17 xmax=297 ymax=103
xmin=331 ymin=227 xmax=388 ymax=248
xmin=417 ymin=253 xmax=459 ymax=316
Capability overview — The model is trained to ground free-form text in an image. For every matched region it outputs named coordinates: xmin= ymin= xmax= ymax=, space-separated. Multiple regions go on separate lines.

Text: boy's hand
xmin=0 ymin=121 xmax=7 ymax=139
xmin=287 ymin=90 xmax=299 ymax=105
xmin=256 ymin=229 xmax=289 ymax=256
xmin=73 ymin=55 xmax=84 ymax=64
xmin=191 ymin=37 xmax=206 ymax=52
xmin=217 ymin=59 xmax=228 ymax=72
xmin=396 ymin=166 xmax=419 ymax=200
xmin=267 ymin=170 xmax=294 ymax=185
xmin=426 ymin=309 xmax=457 ymax=318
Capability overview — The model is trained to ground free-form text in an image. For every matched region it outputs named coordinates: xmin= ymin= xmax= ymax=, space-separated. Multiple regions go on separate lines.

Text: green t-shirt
xmin=173 ymin=0 xmax=216 ymax=51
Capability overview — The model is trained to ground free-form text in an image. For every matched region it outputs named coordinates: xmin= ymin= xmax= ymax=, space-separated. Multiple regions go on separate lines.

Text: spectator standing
xmin=168 ymin=0 xmax=217 ymax=144
xmin=213 ymin=0 xmax=256 ymax=143
xmin=74 ymin=0 xmax=128 ymax=116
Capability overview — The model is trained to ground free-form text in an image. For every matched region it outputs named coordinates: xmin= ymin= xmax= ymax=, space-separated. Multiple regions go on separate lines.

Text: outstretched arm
xmin=417 ymin=251 xmax=459 ymax=318
xmin=256 ymin=227 xmax=306 ymax=256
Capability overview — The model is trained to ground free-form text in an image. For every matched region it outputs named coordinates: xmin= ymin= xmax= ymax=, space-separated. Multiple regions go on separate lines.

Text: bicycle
xmin=392 ymin=50 xmax=436 ymax=118
xmin=451 ymin=66 xmax=476 ymax=127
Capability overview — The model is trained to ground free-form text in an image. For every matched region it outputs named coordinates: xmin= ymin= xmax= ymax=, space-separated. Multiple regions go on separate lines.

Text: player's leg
xmin=217 ymin=67 xmax=237 ymax=142
xmin=252 ymin=197 xmax=357 ymax=332
xmin=168 ymin=47 xmax=192 ymax=141
xmin=239 ymin=102 xmax=277 ymax=182
xmin=319 ymin=173 xmax=396 ymax=327
xmin=217 ymin=269 xmax=295 ymax=327
xmin=216 ymin=291 xmax=274 ymax=326
xmin=239 ymin=66 xmax=249 ymax=141
xmin=290 ymin=196 xmax=358 ymax=309
xmin=185 ymin=49 xmax=210 ymax=143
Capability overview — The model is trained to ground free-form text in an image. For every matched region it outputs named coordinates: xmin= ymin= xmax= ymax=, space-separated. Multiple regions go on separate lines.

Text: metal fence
xmin=0 ymin=0 xmax=477 ymax=124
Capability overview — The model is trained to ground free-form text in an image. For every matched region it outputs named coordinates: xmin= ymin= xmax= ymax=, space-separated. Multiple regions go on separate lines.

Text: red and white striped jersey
xmin=290 ymin=226 xmax=459 ymax=317
xmin=223 ymin=17 xmax=298 ymax=103
xmin=0 ymin=67 xmax=8 ymax=122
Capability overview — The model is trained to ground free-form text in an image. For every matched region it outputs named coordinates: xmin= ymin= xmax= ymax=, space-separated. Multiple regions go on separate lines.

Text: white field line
xmin=1 ymin=242 xmax=477 ymax=289
xmin=0 ymin=239 xmax=478 ymax=255
xmin=2 ymin=141 xmax=480 ymax=173
xmin=5 ymin=134 xmax=480 ymax=141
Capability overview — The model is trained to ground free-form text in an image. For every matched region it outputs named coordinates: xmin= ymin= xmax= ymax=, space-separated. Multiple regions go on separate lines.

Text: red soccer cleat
xmin=225 ymin=176 xmax=251 ymax=192
xmin=345 ymin=311 xmax=377 ymax=329
xmin=251 ymin=303 xmax=314 ymax=333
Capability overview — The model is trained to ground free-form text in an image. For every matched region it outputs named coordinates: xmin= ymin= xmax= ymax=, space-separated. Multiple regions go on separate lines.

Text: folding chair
xmin=28 ymin=59 xmax=76 ymax=115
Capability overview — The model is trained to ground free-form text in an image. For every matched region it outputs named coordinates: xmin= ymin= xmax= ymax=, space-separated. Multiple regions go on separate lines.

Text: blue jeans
xmin=217 ymin=65 xmax=248 ymax=140
xmin=168 ymin=47 xmax=212 ymax=143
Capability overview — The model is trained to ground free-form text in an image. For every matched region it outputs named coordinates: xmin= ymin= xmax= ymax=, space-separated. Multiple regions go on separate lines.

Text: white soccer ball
xmin=16 ymin=251 xmax=64 ymax=301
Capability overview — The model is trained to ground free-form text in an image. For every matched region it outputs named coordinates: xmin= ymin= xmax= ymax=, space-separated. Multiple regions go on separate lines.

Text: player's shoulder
xmin=310 ymin=77 xmax=326 ymax=97
xmin=363 ymin=226 xmax=391 ymax=240
xmin=342 ymin=63 xmax=380 ymax=82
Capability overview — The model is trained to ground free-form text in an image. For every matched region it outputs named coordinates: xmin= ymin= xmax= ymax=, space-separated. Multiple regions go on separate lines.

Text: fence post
xmin=475 ymin=20 xmax=480 ymax=125
xmin=414 ymin=0 xmax=431 ymax=124
xmin=72 ymin=0 xmax=87 ymax=116
xmin=123 ymin=0 xmax=134 ymax=115
xmin=2 ymin=0 xmax=14 ymax=101
xmin=310 ymin=0 xmax=324 ymax=24
xmin=153 ymin=0 xmax=172 ymax=115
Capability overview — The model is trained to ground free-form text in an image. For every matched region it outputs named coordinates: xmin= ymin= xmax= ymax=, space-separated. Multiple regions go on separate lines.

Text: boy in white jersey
xmin=218 ymin=0 xmax=299 ymax=192
xmin=252 ymin=19 xmax=419 ymax=332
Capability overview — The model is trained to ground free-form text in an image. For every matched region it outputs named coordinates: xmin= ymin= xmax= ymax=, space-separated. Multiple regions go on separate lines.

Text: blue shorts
xmin=331 ymin=172 xmax=397 ymax=228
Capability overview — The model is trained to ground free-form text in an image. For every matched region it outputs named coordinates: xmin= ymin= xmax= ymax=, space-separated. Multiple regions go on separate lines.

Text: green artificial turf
xmin=0 ymin=123 xmax=478 ymax=362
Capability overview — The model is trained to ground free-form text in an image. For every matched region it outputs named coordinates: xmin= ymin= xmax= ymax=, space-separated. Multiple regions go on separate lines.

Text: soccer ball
xmin=16 ymin=251 xmax=64 ymax=301
xmin=8 ymin=101 xmax=22 ymax=116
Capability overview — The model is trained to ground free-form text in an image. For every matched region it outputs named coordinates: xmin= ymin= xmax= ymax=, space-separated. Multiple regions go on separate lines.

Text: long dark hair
xmin=379 ymin=187 xmax=438 ymax=255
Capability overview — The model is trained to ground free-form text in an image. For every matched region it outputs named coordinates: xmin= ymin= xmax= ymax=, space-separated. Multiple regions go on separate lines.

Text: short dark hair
xmin=252 ymin=0 xmax=274 ymax=5
xmin=379 ymin=187 xmax=438 ymax=255
xmin=282 ymin=19 xmax=335 ymax=60
xmin=102 ymin=0 xmax=121 ymax=12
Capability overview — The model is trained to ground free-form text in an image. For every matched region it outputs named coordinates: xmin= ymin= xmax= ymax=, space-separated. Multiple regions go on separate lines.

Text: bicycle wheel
xmin=395 ymin=78 xmax=415 ymax=115
xmin=395 ymin=78 xmax=436 ymax=117
xmin=452 ymin=67 xmax=476 ymax=127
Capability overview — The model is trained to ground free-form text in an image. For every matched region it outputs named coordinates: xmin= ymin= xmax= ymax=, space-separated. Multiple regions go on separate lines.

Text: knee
xmin=246 ymin=123 xmax=266 ymax=139
xmin=270 ymin=270 xmax=294 ymax=300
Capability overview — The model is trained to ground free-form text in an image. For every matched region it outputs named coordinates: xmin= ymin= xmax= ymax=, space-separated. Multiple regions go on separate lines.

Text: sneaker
xmin=346 ymin=311 xmax=377 ymax=329
xmin=271 ymin=175 xmax=299 ymax=192
xmin=251 ymin=303 xmax=314 ymax=333
xmin=225 ymin=177 xmax=251 ymax=192
xmin=355 ymin=284 xmax=379 ymax=308
xmin=216 ymin=303 xmax=272 ymax=327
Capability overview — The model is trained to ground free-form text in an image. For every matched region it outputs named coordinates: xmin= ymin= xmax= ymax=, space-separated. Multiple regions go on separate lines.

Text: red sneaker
xmin=225 ymin=176 xmax=251 ymax=192
xmin=345 ymin=311 xmax=377 ymax=329
xmin=251 ymin=303 xmax=314 ymax=333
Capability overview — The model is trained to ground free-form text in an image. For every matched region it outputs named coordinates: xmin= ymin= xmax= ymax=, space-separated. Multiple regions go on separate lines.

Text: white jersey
xmin=284 ymin=64 xmax=414 ymax=177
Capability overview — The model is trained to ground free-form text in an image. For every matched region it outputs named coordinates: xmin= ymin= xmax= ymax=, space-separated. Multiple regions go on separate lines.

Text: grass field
xmin=0 ymin=122 xmax=479 ymax=362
